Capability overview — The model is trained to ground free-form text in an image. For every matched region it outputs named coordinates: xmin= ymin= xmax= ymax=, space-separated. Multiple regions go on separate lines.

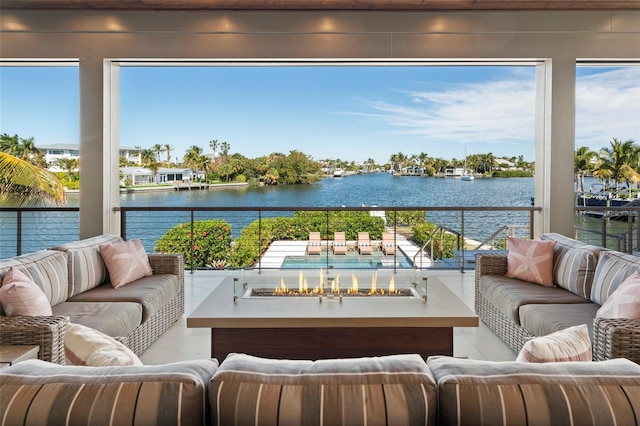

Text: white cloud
xmin=352 ymin=67 xmax=640 ymax=158
xmin=353 ymin=79 xmax=536 ymax=148
xmin=575 ymin=67 xmax=640 ymax=150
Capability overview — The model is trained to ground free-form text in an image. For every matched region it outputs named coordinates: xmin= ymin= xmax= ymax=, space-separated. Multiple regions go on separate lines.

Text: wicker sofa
xmin=2 ymin=354 xmax=640 ymax=425
xmin=0 ymin=234 xmax=184 ymax=364
xmin=476 ymin=232 xmax=640 ymax=364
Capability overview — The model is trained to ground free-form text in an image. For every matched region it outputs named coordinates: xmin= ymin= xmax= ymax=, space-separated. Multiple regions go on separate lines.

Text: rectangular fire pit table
xmin=187 ymin=275 xmax=478 ymax=361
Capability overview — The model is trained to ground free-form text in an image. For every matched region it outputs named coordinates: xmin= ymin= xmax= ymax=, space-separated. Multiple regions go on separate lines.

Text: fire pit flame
xmin=249 ymin=269 xmax=412 ymax=297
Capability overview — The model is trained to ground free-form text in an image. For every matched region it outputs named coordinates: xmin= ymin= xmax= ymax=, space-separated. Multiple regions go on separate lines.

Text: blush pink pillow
xmin=0 ymin=267 xmax=53 ymax=316
xmin=99 ymin=239 xmax=152 ymax=289
xmin=596 ymin=271 xmax=640 ymax=319
xmin=506 ymin=237 xmax=555 ymax=287
xmin=65 ymin=323 xmax=143 ymax=366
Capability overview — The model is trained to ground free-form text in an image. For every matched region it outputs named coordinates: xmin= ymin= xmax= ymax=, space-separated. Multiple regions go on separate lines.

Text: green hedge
xmin=155 ymin=220 xmax=232 ymax=268
xmin=411 ymin=222 xmax=458 ymax=259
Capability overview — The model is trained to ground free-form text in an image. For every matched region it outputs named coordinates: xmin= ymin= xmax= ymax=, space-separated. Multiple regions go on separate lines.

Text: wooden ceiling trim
xmin=1 ymin=0 xmax=639 ymax=10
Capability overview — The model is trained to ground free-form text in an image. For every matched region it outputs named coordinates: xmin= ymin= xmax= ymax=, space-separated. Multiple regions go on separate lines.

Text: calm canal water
xmin=2 ymin=173 xmax=533 ymax=257
xmin=1 ymin=173 xmax=624 ymax=257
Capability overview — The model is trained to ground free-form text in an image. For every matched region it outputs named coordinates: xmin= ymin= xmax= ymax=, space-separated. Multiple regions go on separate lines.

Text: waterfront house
xmin=39 ymin=143 xmax=142 ymax=167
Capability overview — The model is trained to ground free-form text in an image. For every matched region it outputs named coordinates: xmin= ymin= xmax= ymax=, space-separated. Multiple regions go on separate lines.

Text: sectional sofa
xmin=0 ymin=235 xmax=184 ymax=364
xmin=2 ymin=353 xmax=640 ymax=425
xmin=476 ymin=232 xmax=640 ymax=364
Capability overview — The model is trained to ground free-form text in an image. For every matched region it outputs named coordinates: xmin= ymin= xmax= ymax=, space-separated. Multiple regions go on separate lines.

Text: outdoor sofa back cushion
xmin=590 ymin=250 xmax=640 ymax=305
xmin=50 ymin=234 xmax=123 ymax=297
xmin=0 ymin=250 xmax=68 ymax=310
xmin=210 ymin=353 xmax=437 ymax=426
xmin=0 ymin=358 xmax=219 ymax=426
xmin=540 ymin=233 xmax=604 ymax=299
xmin=427 ymin=356 xmax=640 ymax=426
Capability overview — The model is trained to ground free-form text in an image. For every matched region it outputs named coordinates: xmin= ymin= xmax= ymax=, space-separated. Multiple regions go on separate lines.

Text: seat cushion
xmin=210 ymin=353 xmax=437 ymax=426
xmin=427 ymin=356 xmax=640 ymax=426
xmin=0 ymin=358 xmax=218 ymax=426
xmin=50 ymin=234 xmax=123 ymax=297
xmin=53 ymin=301 xmax=142 ymax=338
xmin=67 ymin=274 xmax=179 ymax=321
xmin=591 ymin=250 xmax=640 ymax=305
xmin=480 ymin=275 xmax=591 ymax=324
xmin=519 ymin=303 xmax=600 ymax=338
xmin=540 ymin=233 xmax=604 ymax=299
xmin=0 ymin=250 xmax=68 ymax=308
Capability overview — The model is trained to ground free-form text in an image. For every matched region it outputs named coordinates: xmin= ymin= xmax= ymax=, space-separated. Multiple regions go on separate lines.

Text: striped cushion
xmin=540 ymin=233 xmax=604 ymax=299
xmin=50 ymin=234 xmax=123 ymax=297
xmin=0 ymin=250 xmax=68 ymax=307
xmin=210 ymin=353 xmax=437 ymax=426
xmin=0 ymin=358 xmax=218 ymax=425
xmin=591 ymin=250 xmax=640 ymax=305
xmin=427 ymin=356 xmax=640 ymax=426
xmin=516 ymin=324 xmax=592 ymax=362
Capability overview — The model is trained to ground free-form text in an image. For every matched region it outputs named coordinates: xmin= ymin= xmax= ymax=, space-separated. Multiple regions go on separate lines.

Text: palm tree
xmin=574 ymin=146 xmax=596 ymax=192
xmin=594 ymin=138 xmax=638 ymax=192
xmin=152 ymin=144 xmax=163 ymax=161
xmin=183 ymin=145 xmax=204 ymax=171
xmin=164 ymin=144 xmax=173 ymax=163
xmin=0 ymin=152 xmax=65 ymax=206
xmin=209 ymin=139 xmax=219 ymax=159
xmin=220 ymin=141 xmax=230 ymax=157
xmin=54 ymin=157 xmax=79 ymax=181
xmin=140 ymin=148 xmax=156 ymax=166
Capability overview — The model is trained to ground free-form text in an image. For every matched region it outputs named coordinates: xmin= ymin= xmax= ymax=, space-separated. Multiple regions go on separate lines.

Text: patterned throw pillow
xmin=65 ymin=323 xmax=142 ymax=366
xmin=596 ymin=271 xmax=640 ymax=319
xmin=506 ymin=237 xmax=555 ymax=287
xmin=99 ymin=239 xmax=153 ymax=289
xmin=516 ymin=324 xmax=592 ymax=362
xmin=0 ymin=267 xmax=52 ymax=316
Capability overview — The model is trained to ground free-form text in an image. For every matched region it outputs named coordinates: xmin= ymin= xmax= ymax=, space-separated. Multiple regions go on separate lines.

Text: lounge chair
xmin=382 ymin=232 xmax=396 ymax=255
xmin=307 ymin=231 xmax=322 ymax=255
xmin=357 ymin=232 xmax=373 ymax=255
xmin=333 ymin=231 xmax=347 ymax=255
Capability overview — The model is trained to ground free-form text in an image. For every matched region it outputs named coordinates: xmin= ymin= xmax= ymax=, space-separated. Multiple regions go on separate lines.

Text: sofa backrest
xmin=50 ymin=234 xmax=123 ymax=297
xmin=210 ymin=353 xmax=437 ymax=426
xmin=0 ymin=358 xmax=219 ymax=425
xmin=540 ymin=233 xmax=605 ymax=299
xmin=427 ymin=356 xmax=640 ymax=426
xmin=591 ymin=250 xmax=640 ymax=305
xmin=0 ymin=250 xmax=69 ymax=310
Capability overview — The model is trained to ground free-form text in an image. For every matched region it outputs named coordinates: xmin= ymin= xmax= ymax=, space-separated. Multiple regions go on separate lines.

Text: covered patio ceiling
xmin=1 ymin=0 xmax=639 ymax=10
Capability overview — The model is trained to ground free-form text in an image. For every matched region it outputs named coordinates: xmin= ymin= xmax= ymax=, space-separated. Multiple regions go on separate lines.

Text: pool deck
xmin=257 ymin=233 xmax=432 ymax=269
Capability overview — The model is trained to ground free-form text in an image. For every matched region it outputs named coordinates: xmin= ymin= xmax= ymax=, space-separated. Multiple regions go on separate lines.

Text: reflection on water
xmin=1 ymin=174 xmax=625 ymax=259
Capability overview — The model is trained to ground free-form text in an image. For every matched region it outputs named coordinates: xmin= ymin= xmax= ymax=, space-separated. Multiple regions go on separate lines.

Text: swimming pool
xmin=281 ymin=250 xmax=414 ymax=269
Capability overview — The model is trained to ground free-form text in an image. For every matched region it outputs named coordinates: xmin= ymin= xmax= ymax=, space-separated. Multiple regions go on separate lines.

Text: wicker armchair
xmin=0 ymin=315 xmax=70 ymax=364
xmin=475 ymin=253 xmax=640 ymax=364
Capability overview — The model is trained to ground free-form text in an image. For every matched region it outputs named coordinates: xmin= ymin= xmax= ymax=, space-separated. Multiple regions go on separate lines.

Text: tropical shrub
xmin=386 ymin=210 xmax=427 ymax=227
xmin=411 ymin=222 xmax=458 ymax=259
xmin=155 ymin=220 xmax=232 ymax=268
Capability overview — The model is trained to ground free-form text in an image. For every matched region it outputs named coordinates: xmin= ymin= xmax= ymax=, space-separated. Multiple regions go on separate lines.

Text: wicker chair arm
xmin=148 ymin=253 xmax=184 ymax=282
xmin=475 ymin=253 xmax=508 ymax=286
xmin=592 ymin=317 xmax=640 ymax=363
xmin=0 ymin=315 xmax=70 ymax=364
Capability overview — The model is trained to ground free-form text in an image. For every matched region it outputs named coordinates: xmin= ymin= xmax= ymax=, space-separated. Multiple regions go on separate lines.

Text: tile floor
xmin=140 ymin=269 xmax=516 ymax=364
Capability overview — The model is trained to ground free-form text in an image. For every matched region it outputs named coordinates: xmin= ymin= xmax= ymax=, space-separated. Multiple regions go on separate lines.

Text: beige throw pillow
xmin=596 ymin=271 xmax=640 ymax=319
xmin=516 ymin=324 xmax=592 ymax=362
xmin=99 ymin=239 xmax=152 ymax=289
xmin=65 ymin=323 xmax=142 ymax=366
xmin=506 ymin=237 xmax=555 ymax=287
xmin=0 ymin=267 xmax=52 ymax=316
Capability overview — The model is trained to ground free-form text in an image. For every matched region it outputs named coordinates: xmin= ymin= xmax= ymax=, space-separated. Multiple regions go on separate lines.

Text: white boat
xmin=333 ymin=168 xmax=344 ymax=177
xmin=461 ymin=148 xmax=474 ymax=181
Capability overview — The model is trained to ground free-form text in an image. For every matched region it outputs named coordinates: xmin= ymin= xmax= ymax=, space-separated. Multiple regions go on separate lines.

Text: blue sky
xmin=1 ymin=64 xmax=638 ymax=164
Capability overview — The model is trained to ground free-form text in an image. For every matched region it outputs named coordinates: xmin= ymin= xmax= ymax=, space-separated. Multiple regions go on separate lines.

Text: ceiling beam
xmin=1 ymin=0 xmax=639 ymax=10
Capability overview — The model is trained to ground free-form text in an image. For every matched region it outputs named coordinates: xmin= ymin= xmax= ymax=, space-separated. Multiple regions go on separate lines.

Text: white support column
xmin=534 ymin=59 xmax=576 ymax=237
xmin=79 ymin=58 xmax=120 ymax=238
